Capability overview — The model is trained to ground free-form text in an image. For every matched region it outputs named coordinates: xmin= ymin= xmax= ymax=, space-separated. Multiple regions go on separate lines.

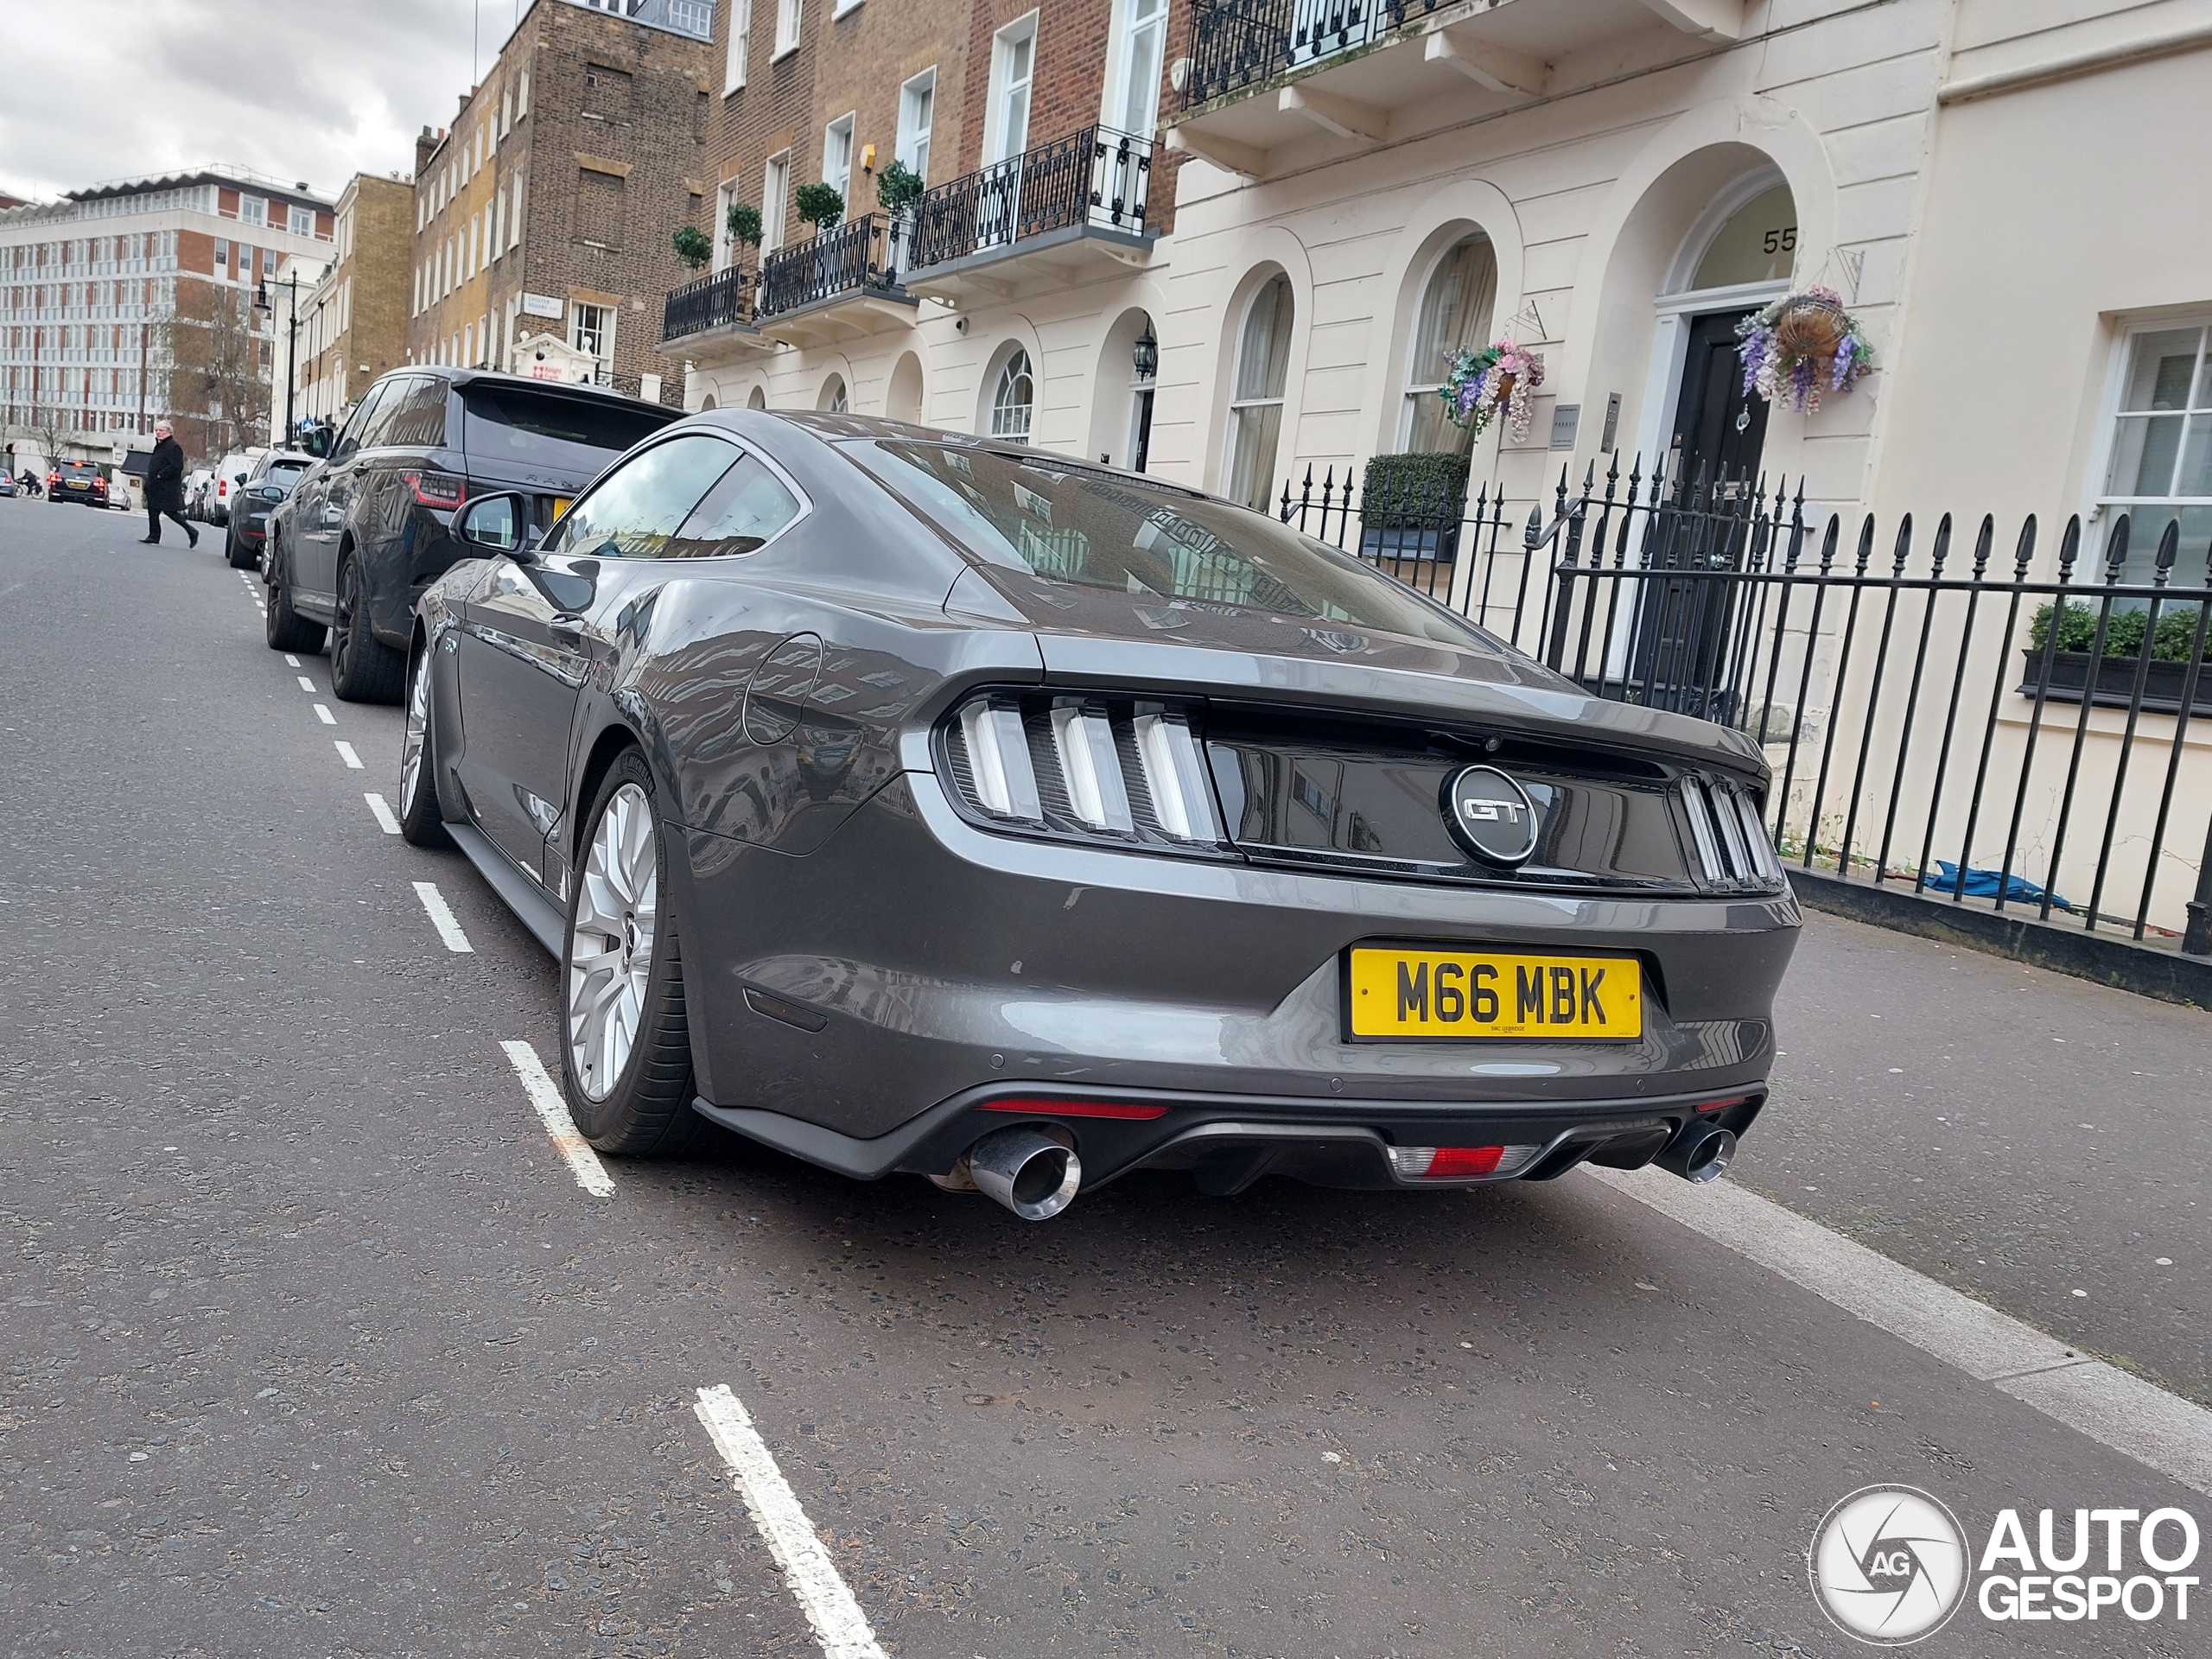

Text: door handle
xmin=551 ymin=624 xmax=584 ymax=651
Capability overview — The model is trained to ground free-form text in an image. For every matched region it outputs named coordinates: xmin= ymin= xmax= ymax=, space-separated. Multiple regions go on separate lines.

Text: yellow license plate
xmin=1346 ymin=947 xmax=1642 ymax=1039
xmin=550 ymin=496 xmax=573 ymax=521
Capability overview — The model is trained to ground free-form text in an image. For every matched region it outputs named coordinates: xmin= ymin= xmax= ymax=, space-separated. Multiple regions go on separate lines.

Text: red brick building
xmin=672 ymin=0 xmax=1182 ymax=468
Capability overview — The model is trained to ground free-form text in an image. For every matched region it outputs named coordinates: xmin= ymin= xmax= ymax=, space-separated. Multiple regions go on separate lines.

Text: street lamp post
xmin=255 ymin=270 xmax=305 ymax=447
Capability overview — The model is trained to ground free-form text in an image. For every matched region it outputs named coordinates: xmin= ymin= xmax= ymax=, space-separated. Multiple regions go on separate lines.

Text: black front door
xmin=1669 ymin=309 xmax=1768 ymax=493
xmin=1629 ymin=310 xmax=1771 ymax=718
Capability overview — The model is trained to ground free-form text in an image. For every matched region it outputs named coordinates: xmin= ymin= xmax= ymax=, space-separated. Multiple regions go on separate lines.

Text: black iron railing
xmin=662 ymin=266 xmax=755 ymax=341
xmin=1276 ymin=457 xmax=2212 ymax=954
xmin=1182 ymin=0 xmax=1459 ymax=108
xmin=908 ymin=127 xmax=1157 ymax=274
xmin=757 ymin=214 xmax=908 ymax=319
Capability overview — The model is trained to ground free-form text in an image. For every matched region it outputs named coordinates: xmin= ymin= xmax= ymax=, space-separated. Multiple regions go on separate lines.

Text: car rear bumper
xmin=675 ymin=772 xmax=1799 ymax=1177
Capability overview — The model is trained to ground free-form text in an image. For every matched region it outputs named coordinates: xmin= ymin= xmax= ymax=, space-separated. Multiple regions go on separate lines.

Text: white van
xmin=209 ymin=452 xmax=258 ymax=526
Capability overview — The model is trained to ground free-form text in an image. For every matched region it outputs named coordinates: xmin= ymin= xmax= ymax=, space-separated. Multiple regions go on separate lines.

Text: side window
xmin=353 ymin=378 xmax=416 ymax=452
xmin=382 ymin=376 xmax=451 ymax=448
xmin=665 ymin=452 xmax=802 ymax=558
xmin=542 ymin=434 xmax=740 ymax=560
xmin=332 ymin=379 xmax=395 ymax=461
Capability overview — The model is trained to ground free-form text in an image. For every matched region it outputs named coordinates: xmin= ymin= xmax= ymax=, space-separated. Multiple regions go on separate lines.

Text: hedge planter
xmin=2018 ymin=650 xmax=2212 ymax=715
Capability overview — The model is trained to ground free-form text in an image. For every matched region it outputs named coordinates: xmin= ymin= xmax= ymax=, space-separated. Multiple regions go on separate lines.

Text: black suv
xmin=264 ymin=367 xmax=678 ymax=700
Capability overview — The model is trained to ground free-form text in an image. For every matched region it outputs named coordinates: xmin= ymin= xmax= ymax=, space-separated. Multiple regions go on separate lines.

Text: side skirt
xmin=445 ymin=819 xmax=566 ymax=957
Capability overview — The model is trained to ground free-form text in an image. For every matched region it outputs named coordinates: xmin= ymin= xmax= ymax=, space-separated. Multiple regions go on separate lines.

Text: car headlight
xmin=940 ymin=690 xmax=1232 ymax=856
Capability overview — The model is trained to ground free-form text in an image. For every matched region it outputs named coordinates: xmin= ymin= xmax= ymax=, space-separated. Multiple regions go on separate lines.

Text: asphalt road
xmin=2 ymin=497 xmax=2205 ymax=1657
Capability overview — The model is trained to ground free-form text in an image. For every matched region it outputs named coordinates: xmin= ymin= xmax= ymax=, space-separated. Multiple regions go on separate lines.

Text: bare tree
xmin=162 ymin=286 xmax=269 ymax=457
xmin=28 ymin=404 xmax=66 ymax=474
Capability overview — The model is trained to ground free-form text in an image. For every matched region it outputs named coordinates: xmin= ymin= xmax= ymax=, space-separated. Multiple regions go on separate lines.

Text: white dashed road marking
xmin=1586 ymin=1166 xmax=2212 ymax=1496
xmin=411 ymin=880 xmax=474 ymax=953
xmin=283 ymin=653 xmax=301 ymax=666
xmin=334 ymin=741 xmax=362 ymax=769
xmin=297 ymin=675 xmax=316 ymax=692
xmin=314 ymin=703 xmax=337 ymax=725
xmin=499 ymin=1039 xmax=615 ymax=1198
xmin=364 ymin=792 xmax=401 ymax=835
xmin=691 ymin=1383 xmax=887 ymax=1659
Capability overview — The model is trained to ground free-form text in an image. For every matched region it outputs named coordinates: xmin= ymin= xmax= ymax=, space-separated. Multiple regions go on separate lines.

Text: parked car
xmin=207 ymin=451 xmax=257 ymax=526
xmin=264 ymin=367 xmax=677 ymax=699
xmin=223 ymin=449 xmax=316 ymax=569
xmin=397 ymin=411 xmax=1800 ymax=1219
xmin=48 ymin=461 xmax=110 ymax=508
xmin=0 ymin=473 xmax=16 ymax=499
xmin=183 ymin=468 xmax=214 ymax=519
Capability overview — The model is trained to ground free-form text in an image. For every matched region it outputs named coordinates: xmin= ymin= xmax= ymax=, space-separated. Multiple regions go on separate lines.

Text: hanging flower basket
xmin=1440 ymin=339 xmax=1545 ymax=442
xmin=1735 ymin=286 xmax=1872 ymax=414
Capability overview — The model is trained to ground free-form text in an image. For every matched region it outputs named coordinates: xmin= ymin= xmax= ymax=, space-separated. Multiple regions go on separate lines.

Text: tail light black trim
xmin=1679 ymin=775 xmax=1786 ymax=893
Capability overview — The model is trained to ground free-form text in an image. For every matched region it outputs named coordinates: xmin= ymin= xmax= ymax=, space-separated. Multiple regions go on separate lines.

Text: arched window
xmin=1687 ymin=182 xmax=1796 ymax=291
xmin=747 ymin=385 xmax=767 ymax=410
xmin=1401 ymin=233 xmax=1497 ymax=454
xmin=1224 ymin=272 xmax=1292 ymax=509
xmin=818 ymin=373 xmax=848 ymax=413
xmin=990 ymin=347 xmax=1033 ymax=442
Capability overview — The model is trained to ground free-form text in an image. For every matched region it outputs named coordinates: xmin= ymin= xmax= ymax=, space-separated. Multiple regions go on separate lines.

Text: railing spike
xmin=1853 ymin=514 xmax=1877 ymax=575
xmin=1890 ymin=512 xmax=1913 ymax=575
xmin=2011 ymin=513 xmax=2037 ymax=578
xmin=2103 ymin=512 xmax=2131 ymax=580
xmin=2056 ymin=514 xmax=2082 ymax=572
xmin=1818 ymin=512 xmax=1840 ymax=574
xmin=2152 ymin=515 xmax=2180 ymax=582
xmin=1929 ymin=512 xmax=1952 ymax=575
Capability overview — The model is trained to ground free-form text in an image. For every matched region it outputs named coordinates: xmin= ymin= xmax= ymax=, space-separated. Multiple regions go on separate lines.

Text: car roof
xmin=391 ymin=363 xmax=670 ymax=413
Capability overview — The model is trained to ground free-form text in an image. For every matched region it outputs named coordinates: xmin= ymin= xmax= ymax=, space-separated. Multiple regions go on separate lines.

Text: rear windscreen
xmin=461 ymin=385 xmax=675 ymax=470
xmin=267 ymin=461 xmax=310 ymax=485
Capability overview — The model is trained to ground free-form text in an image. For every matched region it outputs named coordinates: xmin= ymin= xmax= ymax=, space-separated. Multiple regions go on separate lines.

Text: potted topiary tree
xmin=726 ymin=201 xmax=762 ymax=256
xmin=876 ymin=161 xmax=924 ymax=216
xmin=794 ymin=182 xmax=844 ymax=234
xmin=671 ymin=225 xmax=712 ymax=272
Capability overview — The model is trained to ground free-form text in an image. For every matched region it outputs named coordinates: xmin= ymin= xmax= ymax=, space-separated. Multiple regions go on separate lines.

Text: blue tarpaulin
xmin=1920 ymin=861 xmax=2072 ymax=911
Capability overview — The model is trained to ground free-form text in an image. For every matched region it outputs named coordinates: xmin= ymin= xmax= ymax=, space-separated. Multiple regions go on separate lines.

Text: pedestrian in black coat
xmin=142 ymin=422 xmax=197 ymax=547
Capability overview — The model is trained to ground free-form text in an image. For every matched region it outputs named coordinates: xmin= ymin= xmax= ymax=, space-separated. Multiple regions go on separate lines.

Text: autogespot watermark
xmin=1808 ymin=1485 xmax=2201 ymax=1645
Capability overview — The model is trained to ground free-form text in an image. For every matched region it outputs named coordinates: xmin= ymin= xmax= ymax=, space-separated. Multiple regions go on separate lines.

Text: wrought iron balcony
xmin=1168 ymin=0 xmax=1743 ymax=179
xmin=661 ymin=266 xmax=756 ymax=343
xmin=904 ymin=126 xmax=1158 ymax=297
xmin=753 ymin=213 xmax=916 ymax=341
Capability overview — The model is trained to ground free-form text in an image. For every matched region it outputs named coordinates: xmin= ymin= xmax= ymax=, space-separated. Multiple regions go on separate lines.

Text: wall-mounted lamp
xmin=1132 ymin=324 xmax=1158 ymax=381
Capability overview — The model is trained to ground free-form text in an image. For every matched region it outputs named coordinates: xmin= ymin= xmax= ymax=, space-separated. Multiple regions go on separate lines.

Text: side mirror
xmin=300 ymin=426 xmax=333 ymax=459
xmin=454 ymin=491 xmax=537 ymax=560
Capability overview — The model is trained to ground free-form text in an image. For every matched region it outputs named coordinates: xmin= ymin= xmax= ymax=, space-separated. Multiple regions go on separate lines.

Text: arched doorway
xmin=887 ymin=351 xmax=925 ymax=424
xmin=747 ymin=385 xmax=767 ymax=410
xmin=1087 ymin=308 xmax=1158 ymax=470
xmin=1649 ymin=172 xmax=1796 ymax=493
xmin=817 ymin=374 xmax=849 ymax=414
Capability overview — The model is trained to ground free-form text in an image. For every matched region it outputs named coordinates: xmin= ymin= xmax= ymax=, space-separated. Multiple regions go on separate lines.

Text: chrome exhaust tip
xmin=1656 ymin=1122 xmax=1737 ymax=1185
xmin=966 ymin=1126 xmax=1081 ymax=1221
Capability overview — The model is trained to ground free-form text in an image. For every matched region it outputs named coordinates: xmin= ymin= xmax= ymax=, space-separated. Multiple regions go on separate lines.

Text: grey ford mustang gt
xmin=401 ymin=410 xmax=1798 ymax=1219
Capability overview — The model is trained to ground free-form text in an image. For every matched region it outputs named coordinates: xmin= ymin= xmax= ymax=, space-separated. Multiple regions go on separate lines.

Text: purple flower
xmin=1832 ymin=334 xmax=1855 ymax=390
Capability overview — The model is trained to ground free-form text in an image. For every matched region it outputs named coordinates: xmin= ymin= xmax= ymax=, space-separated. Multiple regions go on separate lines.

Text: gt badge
xmin=1444 ymin=765 xmax=1540 ymax=867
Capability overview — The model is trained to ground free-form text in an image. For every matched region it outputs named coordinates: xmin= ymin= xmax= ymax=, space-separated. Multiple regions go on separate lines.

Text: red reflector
xmin=979 ymin=1097 xmax=1169 ymax=1121
xmin=1424 ymin=1146 xmax=1506 ymax=1179
xmin=1695 ymin=1095 xmax=1751 ymax=1115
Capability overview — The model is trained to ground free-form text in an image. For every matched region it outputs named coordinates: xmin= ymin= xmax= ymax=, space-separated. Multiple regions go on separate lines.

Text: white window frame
xmin=762 ymin=151 xmax=791 ymax=252
xmin=1224 ymin=273 xmax=1293 ymax=509
xmin=822 ymin=113 xmax=856 ymax=213
xmin=832 ymin=0 xmax=862 ymax=15
xmin=714 ymin=178 xmax=742 ymax=270
xmin=983 ymin=14 xmax=1038 ymax=167
xmin=571 ymin=301 xmax=615 ymax=371
xmin=1104 ymin=0 xmax=1169 ymax=141
xmin=2082 ymin=313 xmax=2212 ymax=582
xmin=896 ymin=68 xmax=935 ymax=183
xmin=990 ymin=347 xmax=1033 ymax=442
xmin=238 ymin=194 xmax=268 ymax=227
xmin=724 ymin=0 xmax=750 ymax=92
xmin=509 ymin=173 xmax=525 ymax=251
xmin=773 ymin=0 xmax=801 ymax=60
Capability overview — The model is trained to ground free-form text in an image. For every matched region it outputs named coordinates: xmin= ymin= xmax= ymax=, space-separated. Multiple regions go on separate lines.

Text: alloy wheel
xmin=400 ymin=651 xmax=429 ymax=817
xmin=567 ymin=782 xmax=658 ymax=1103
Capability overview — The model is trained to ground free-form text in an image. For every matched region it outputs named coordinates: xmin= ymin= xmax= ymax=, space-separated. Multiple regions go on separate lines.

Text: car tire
xmin=264 ymin=532 xmax=327 ymax=654
xmin=559 ymin=750 xmax=699 ymax=1158
xmin=397 ymin=645 xmax=454 ymax=849
xmin=329 ymin=554 xmax=405 ymax=704
xmin=225 ymin=526 xmax=254 ymax=569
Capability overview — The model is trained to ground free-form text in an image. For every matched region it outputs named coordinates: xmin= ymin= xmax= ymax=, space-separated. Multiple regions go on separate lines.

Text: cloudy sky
xmin=0 ymin=0 xmax=526 ymax=203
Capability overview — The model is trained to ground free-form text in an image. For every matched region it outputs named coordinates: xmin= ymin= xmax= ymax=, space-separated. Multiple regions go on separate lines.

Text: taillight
xmin=943 ymin=690 xmax=1228 ymax=855
xmin=401 ymin=469 xmax=467 ymax=509
xmin=1680 ymin=775 xmax=1784 ymax=892
xmin=47 ymin=472 xmax=59 ymax=487
xmin=218 ymin=479 xmax=228 ymax=497
xmin=1388 ymin=1144 xmax=1539 ymax=1180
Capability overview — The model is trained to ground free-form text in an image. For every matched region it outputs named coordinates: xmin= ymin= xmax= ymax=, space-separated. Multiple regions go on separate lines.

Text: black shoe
xmin=139 ymin=536 xmax=160 ymax=544
xmin=188 ymin=530 xmax=200 ymax=549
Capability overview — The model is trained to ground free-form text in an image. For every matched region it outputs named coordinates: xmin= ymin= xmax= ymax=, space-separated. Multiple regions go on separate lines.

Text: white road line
xmin=1586 ymin=1166 xmax=2212 ymax=1496
xmin=283 ymin=653 xmax=301 ymax=666
xmin=411 ymin=880 xmax=474 ymax=953
xmin=297 ymin=675 xmax=316 ymax=692
xmin=692 ymin=1384 xmax=887 ymax=1659
xmin=314 ymin=703 xmax=337 ymax=725
xmin=499 ymin=1039 xmax=615 ymax=1198
xmin=364 ymin=791 xmax=401 ymax=835
xmin=334 ymin=741 xmax=362 ymax=769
